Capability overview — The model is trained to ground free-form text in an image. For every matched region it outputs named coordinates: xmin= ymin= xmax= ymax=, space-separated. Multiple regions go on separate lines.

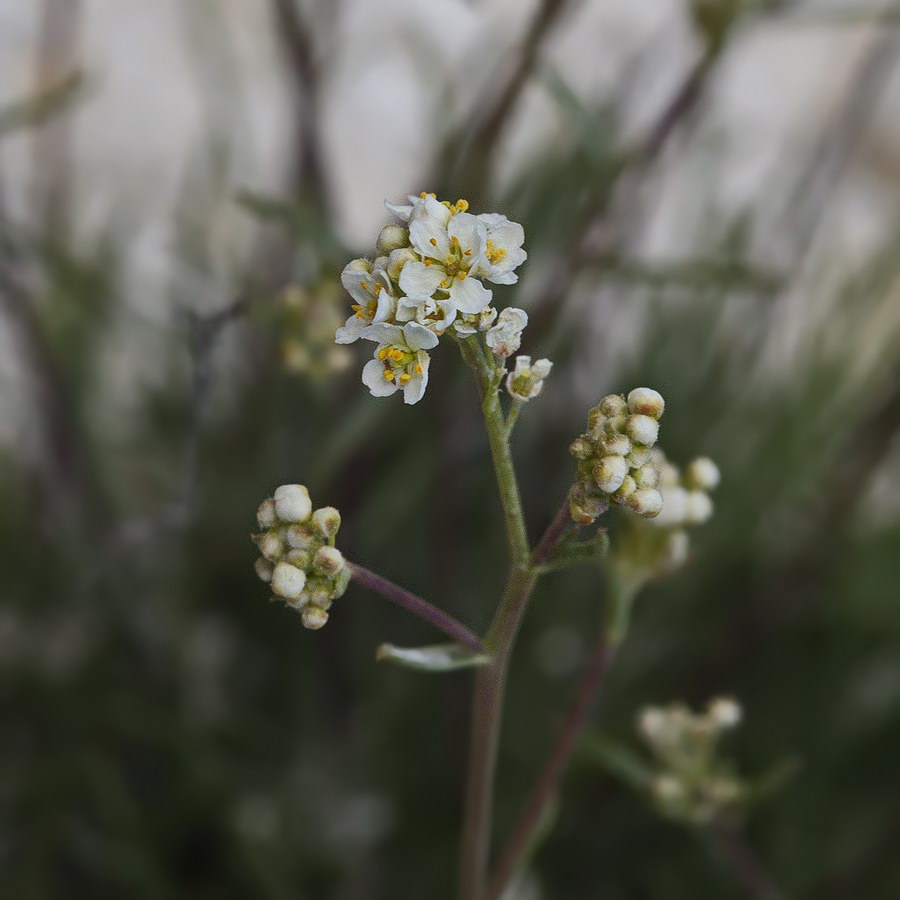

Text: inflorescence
xmin=252 ymin=484 xmax=350 ymax=630
xmin=568 ymin=388 xmax=667 ymax=524
xmin=335 ymin=192 xmax=529 ymax=404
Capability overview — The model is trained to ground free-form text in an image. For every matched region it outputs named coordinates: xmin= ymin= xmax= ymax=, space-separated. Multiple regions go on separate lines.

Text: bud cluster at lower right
xmin=568 ymin=388 xmax=666 ymax=524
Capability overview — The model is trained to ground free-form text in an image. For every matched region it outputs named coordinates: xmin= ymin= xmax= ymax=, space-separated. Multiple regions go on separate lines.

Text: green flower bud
xmin=254 ymin=557 xmax=274 ymax=582
xmin=311 ymin=506 xmax=341 ymax=540
xmin=301 ymin=606 xmax=329 ymax=630
xmin=377 ymin=224 xmax=409 ymax=254
xmin=314 ymin=545 xmax=345 ymax=576
xmin=256 ymin=498 xmax=277 ymax=529
xmin=597 ymin=394 xmax=627 ymax=418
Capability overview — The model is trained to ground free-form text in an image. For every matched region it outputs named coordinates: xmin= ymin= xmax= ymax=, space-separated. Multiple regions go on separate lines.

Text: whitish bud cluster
xmin=336 ymin=192 xmax=528 ymax=404
xmin=279 ymin=283 xmax=352 ymax=379
xmin=251 ymin=484 xmax=350 ymax=630
xmin=567 ymin=389 xmax=666 ymax=524
xmin=638 ymin=697 xmax=745 ymax=825
xmin=506 ymin=355 xmax=552 ymax=401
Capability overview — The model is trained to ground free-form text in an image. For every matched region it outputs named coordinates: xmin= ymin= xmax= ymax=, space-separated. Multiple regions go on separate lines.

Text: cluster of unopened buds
xmin=279 ymin=283 xmax=352 ymax=379
xmin=335 ymin=192 xmax=529 ymax=404
xmin=252 ymin=485 xmax=350 ymax=630
xmin=568 ymin=388 xmax=666 ymax=523
xmin=638 ymin=697 xmax=745 ymax=825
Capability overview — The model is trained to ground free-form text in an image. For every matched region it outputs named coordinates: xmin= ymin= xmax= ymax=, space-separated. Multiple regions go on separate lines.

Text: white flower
xmin=400 ymin=210 xmax=492 ymax=314
xmin=684 ymin=490 xmax=714 ymax=524
xmin=685 ymin=457 xmax=721 ymax=491
xmin=335 ymin=259 xmax=396 ymax=344
xmin=396 ymin=295 xmax=457 ymax=333
xmin=360 ymin=322 xmax=439 ymax=405
xmin=473 ymin=213 xmax=527 ymax=285
xmin=272 ymin=562 xmax=307 ymax=601
xmin=453 ymin=305 xmax=497 ymax=337
xmin=653 ymin=485 xmax=689 ymax=527
xmin=506 ymin=355 xmax=552 ymax=401
xmin=486 ymin=307 xmax=528 ymax=357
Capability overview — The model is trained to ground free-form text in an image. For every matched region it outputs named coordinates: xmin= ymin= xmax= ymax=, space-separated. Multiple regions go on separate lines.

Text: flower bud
xmin=569 ymin=437 xmax=593 ymax=460
xmin=593 ymin=455 xmax=629 ymax=494
xmin=377 ymin=224 xmax=409 ymax=254
xmin=285 ymin=548 xmax=313 ymax=569
xmin=629 ymin=488 xmax=664 ymax=518
xmin=634 ymin=462 xmax=660 ymax=489
xmin=600 ymin=434 xmax=631 ymax=457
xmin=274 ymin=484 xmax=312 ymax=523
xmin=332 ymin=565 xmax=352 ymax=599
xmin=314 ymin=545 xmax=345 ymax=576
xmin=625 ymin=446 xmax=652 ymax=468
xmin=653 ymin=486 xmax=688 ymax=527
xmin=272 ymin=562 xmax=307 ymax=600
xmin=285 ymin=524 xmax=316 ymax=550
xmin=684 ymin=491 xmax=713 ymax=524
xmin=301 ymin=606 xmax=329 ymax=630
xmin=569 ymin=486 xmax=609 ymax=523
xmin=254 ymin=557 xmax=274 ymax=582
xmin=256 ymin=498 xmax=277 ymax=529
xmin=387 ymin=247 xmax=418 ymax=282
xmin=311 ymin=506 xmax=341 ymax=539
xmin=597 ymin=394 xmax=627 ymax=418
xmin=254 ymin=530 xmax=284 ymax=561
xmin=345 ymin=257 xmax=371 ymax=273
xmin=612 ymin=474 xmax=637 ymax=502
xmin=685 ymin=457 xmax=720 ymax=491
xmin=708 ymin=697 xmax=742 ymax=729
xmin=627 ymin=387 xmax=665 ymax=419
xmin=625 ymin=415 xmax=659 ymax=447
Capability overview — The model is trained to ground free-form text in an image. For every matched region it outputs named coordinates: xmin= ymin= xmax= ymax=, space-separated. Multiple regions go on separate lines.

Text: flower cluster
xmin=252 ymin=484 xmax=350 ymax=630
xmin=638 ymin=697 xmax=746 ymax=825
xmin=568 ymin=388 xmax=666 ymax=524
xmin=336 ymin=192 xmax=528 ymax=404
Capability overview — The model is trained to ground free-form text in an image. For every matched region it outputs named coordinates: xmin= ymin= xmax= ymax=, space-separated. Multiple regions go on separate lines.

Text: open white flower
xmin=396 ymin=295 xmax=457 ymax=333
xmin=473 ymin=213 xmax=527 ymax=285
xmin=399 ymin=210 xmax=492 ymax=314
xmin=507 ymin=355 xmax=552 ymax=401
xmin=335 ymin=258 xmax=396 ymax=344
xmin=486 ymin=307 xmax=528 ymax=357
xmin=453 ymin=305 xmax=497 ymax=337
xmin=361 ymin=322 xmax=439 ymax=405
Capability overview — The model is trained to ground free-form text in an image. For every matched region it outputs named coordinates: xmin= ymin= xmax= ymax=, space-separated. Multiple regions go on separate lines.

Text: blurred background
xmin=2 ymin=0 xmax=900 ymax=897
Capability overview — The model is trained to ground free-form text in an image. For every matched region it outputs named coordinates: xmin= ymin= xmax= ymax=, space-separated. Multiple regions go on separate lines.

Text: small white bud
xmin=311 ymin=506 xmax=341 ymax=539
xmin=658 ymin=461 xmax=680 ymax=488
xmin=345 ymin=257 xmax=371 ymax=273
xmin=274 ymin=484 xmax=312 ymax=523
xmin=593 ymin=455 xmax=629 ymax=494
xmin=685 ymin=457 xmax=720 ymax=491
xmin=254 ymin=557 xmax=274 ymax=583
xmin=684 ymin=490 xmax=713 ymax=525
xmin=285 ymin=548 xmax=313 ymax=569
xmin=653 ymin=487 xmax=688 ymax=527
xmin=627 ymin=387 xmax=665 ymax=419
xmin=314 ymin=545 xmax=345 ymax=576
xmin=612 ymin=474 xmax=637 ymax=502
xmin=625 ymin=415 xmax=659 ymax=447
xmin=376 ymin=224 xmax=409 ymax=254
xmin=600 ymin=434 xmax=631 ymax=457
xmin=569 ymin=437 xmax=593 ymax=460
xmin=301 ymin=606 xmax=329 ymax=630
xmin=255 ymin=530 xmax=284 ymax=561
xmin=708 ymin=697 xmax=742 ymax=729
xmin=285 ymin=524 xmax=316 ymax=550
xmin=597 ymin=395 xmax=627 ymax=418
xmin=386 ymin=247 xmax=418 ymax=282
xmin=629 ymin=488 xmax=664 ymax=518
xmin=271 ymin=562 xmax=307 ymax=600
xmin=634 ymin=463 xmax=660 ymax=489
xmin=639 ymin=707 xmax=667 ymax=741
xmin=256 ymin=499 xmax=277 ymax=529
xmin=625 ymin=446 xmax=652 ymax=468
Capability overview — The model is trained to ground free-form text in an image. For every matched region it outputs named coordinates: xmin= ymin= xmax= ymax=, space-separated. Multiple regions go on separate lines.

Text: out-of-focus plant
xmin=248 ymin=192 xmax=756 ymax=900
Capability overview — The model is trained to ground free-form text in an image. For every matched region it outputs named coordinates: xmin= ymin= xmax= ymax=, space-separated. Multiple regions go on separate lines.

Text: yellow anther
xmin=399 ymin=373 xmax=412 ymax=385
xmin=450 ymin=236 xmax=459 ymax=245
xmin=429 ymin=237 xmax=437 ymax=246
xmin=456 ymin=198 xmax=469 ymax=211
xmin=458 ymin=270 xmax=467 ymax=280
xmin=440 ymin=279 xmax=450 ymax=289
xmin=383 ymin=369 xmax=396 ymax=381
xmin=374 ymin=283 xmax=383 ymax=295
xmin=415 ymin=363 xmax=423 ymax=375
xmin=389 ymin=348 xmax=405 ymax=362
xmin=360 ymin=281 xmax=369 ymax=290
xmin=424 ymin=259 xmax=434 ymax=266
xmin=378 ymin=347 xmax=390 ymax=361
xmin=351 ymin=304 xmax=362 ymax=312
xmin=485 ymin=241 xmax=506 ymax=264
xmin=420 ymin=191 xmax=428 ymax=198
xmin=465 ymin=249 xmax=472 ymax=256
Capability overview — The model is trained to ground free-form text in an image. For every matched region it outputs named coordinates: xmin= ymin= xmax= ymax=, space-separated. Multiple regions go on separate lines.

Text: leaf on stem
xmin=376 ymin=642 xmax=491 ymax=673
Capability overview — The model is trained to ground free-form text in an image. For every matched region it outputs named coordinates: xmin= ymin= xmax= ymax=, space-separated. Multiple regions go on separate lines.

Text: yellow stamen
xmin=351 ymin=304 xmax=362 ymax=312
xmin=415 ymin=363 xmax=423 ymax=375
xmin=360 ymin=281 xmax=369 ymax=290
xmin=439 ymin=279 xmax=450 ymax=289
xmin=389 ymin=348 xmax=405 ymax=362
xmin=450 ymin=236 xmax=459 ymax=245
xmin=456 ymin=199 xmax=469 ymax=211
xmin=399 ymin=373 xmax=412 ymax=385
xmin=424 ymin=259 xmax=434 ymax=266
xmin=485 ymin=241 xmax=506 ymax=264
xmin=378 ymin=348 xmax=390 ymax=361
xmin=429 ymin=238 xmax=437 ymax=246
xmin=383 ymin=369 xmax=395 ymax=381
xmin=419 ymin=191 xmax=427 ymax=198
xmin=465 ymin=249 xmax=472 ymax=256
xmin=458 ymin=270 xmax=467 ymax=280
xmin=374 ymin=283 xmax=383 ymax=295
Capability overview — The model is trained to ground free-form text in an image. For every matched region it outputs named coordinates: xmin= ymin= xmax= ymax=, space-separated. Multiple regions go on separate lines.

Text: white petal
xmin=403 ymin=322 xmax=440 ymax=351
xmin=399 ymin=261 xmax=446 ymax=298
xmin=335 ymin=314 xmax=368 ymax=344
xmin=362 ymin=359 xmax=399 ymax=397
xmin=410 ymin=218 xmax=451 ymax=261
xmin=384 ymin=199 xmax=413 ymax=221
xmin=403 ymin=352 xmax=431 ymax=404
xmin=374 ymin=292 xmax=396 ymax=322
xmin=488 ymin=220 xmax=524 ymax=251
xmin=498 ymin=307 xmax=528 ymax=330
xmin=363 ymin=323 xmax=404 ymax=345
xmin=448 ymin=212 xmax=487 ymax=257
xmin=409 ymin=195 xmax=451 ymax=227
xmin=477 ymin=213 xmax=508 ymax=227
xmin=449 ymin=275 xmax=493 ymax=314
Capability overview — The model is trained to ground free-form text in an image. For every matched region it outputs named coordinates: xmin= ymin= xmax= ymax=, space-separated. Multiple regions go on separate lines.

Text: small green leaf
xmin=376 ymin=642 xmax=491 ymax=673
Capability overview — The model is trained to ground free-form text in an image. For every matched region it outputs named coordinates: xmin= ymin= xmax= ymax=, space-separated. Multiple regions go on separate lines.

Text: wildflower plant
xmin=250 ymin=194 xmax=734 ymax=899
